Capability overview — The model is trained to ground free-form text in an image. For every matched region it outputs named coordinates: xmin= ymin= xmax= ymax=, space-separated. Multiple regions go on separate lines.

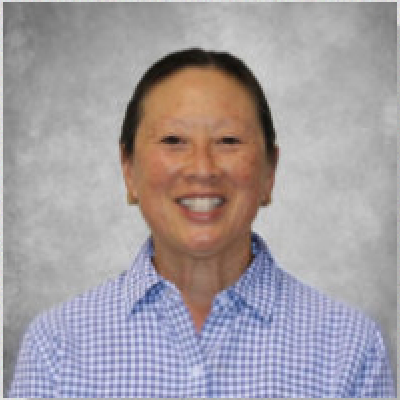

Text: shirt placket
xmin=157 ymin=284 xmax=209 ymax=398
xmin=198 ymin=291 xmax=237 ymax=397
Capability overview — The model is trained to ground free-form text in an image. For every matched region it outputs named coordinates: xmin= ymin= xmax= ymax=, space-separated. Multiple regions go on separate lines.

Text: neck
xmin=151 ymin=233 xmax=253 ymax=331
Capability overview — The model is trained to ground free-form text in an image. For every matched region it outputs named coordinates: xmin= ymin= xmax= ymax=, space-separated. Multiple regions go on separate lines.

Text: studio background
xmin=3 ymin=2 xmax=397 ymax=394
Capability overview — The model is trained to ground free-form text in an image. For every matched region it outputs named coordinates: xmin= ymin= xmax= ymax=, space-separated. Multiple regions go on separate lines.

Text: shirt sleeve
xmin=8 ymin=315 xmax=61 ymax=398
xmin=351 ymin=323 xmax=396 ymax=398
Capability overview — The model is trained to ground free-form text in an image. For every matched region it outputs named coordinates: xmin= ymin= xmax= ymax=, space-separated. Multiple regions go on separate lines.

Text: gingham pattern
xmin=9 ymin=233 xmax=395 ymax=398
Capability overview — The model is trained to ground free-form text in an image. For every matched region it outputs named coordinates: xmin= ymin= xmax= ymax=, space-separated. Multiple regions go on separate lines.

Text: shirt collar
xmin=227 ymin=232 xmax=277 ymax=322
xmin=123 ymin=232 xmax=277 ymax=321
xmin=123 ymin=236 xmax=164 ymax=317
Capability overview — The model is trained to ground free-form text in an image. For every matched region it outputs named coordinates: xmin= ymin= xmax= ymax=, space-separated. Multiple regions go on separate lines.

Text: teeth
xmin=179 ymin=197 xmax=224 ymax=212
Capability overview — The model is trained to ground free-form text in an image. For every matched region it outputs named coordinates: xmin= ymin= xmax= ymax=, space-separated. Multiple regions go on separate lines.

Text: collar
xmin=227 ymin=232 xmax=277 ymax=322
xmin=123 ymin=232 xmax=277 ymax=322
xmin=123 ymin=237 xmax=164 ymax=317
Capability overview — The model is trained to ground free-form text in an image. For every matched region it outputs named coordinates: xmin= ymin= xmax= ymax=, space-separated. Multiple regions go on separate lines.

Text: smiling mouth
xmin=176 ymin=197 xmax=226 ymax=212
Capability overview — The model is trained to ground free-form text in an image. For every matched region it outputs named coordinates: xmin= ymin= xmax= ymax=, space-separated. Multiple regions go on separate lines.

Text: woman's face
xmin=122 ymin=67 xmax=277 ymax=258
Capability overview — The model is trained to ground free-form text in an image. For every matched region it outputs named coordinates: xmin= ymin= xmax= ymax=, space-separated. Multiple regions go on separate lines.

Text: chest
xmin=56 ymin=303 xmax=345 ymax=398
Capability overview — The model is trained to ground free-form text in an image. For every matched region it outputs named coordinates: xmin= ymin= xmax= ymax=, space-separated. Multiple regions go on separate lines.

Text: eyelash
xmin=160 ymin=135 xmax=183 ymax=144
xmin=219 ymin=136 xmax=241 ymax=144
xmin=160 ymin=135 xmax=241 ymax=145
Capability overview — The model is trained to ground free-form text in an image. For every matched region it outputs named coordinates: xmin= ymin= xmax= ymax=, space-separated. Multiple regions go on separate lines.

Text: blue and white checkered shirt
xmin=9 ymin=232 xmax=395 ymax=398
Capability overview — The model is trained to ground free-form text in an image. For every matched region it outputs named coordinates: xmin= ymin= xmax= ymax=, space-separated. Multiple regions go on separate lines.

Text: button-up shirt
xmin=9 ymin=233 xmax=395 ymax=398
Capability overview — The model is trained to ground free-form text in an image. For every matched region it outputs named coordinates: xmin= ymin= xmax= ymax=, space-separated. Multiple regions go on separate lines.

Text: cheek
xmin=138 ymin=151 xmax=179 ymax=190
xmin=229 ymin=153 xmax=265 ymax=188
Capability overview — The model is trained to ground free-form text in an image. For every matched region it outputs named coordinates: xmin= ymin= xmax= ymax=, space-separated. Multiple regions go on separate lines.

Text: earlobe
xmin=127 ymin=191 xmax=138 ymax=205
xmin=261 ymin=194 xmax=271 ymax=207
xmin=120 ymin=145 xmax=138 ymax=204
xmin=261 ymin=146 xmax=279 ymax=207
xmin=270 ymin=145 xmax=279 ymax=170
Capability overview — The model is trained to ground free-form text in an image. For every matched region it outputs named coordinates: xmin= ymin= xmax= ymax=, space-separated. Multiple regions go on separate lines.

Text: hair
xmin=120 ymin=48 xmax=276 ymax=159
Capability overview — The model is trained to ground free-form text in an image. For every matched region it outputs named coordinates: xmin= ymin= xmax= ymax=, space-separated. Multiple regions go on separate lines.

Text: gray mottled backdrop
xmin=3 ymin=2 xmax=397 ymax=394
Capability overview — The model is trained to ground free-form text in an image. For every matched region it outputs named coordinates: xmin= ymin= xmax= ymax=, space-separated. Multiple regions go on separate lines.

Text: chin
xmin=180 ymin=231 xmax=227 ymax=256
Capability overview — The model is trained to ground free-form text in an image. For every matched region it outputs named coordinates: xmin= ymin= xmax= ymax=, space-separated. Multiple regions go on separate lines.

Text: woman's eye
xmin=220 ymin=136 xmax=241 ymax=144
xmin=161 ymin=135 xmax=183 ymax=145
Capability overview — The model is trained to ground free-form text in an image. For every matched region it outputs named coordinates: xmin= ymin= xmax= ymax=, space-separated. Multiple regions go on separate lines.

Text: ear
xmin=261 ymin=146 xmax=279 ymax=206
xmin=120 ymin=144 xmax=138 ymax=202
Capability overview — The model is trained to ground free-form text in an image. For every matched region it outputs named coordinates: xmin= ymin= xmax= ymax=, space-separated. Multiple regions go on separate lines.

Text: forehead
xmin=144 ymin=66 xmax=254 ymax=103
xmin=143 ymin=67 xmax=255 ymax=111
xmin=139 ymin=67 xmax=260 ymax=131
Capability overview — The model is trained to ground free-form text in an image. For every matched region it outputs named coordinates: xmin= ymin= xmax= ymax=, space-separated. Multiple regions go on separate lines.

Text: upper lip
xmin=175 ymin=193 xmax=227 ymax=201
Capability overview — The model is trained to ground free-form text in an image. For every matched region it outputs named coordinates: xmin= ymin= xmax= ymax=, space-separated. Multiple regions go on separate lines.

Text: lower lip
xmin=176 ymin=201 xmax=225 ymax=222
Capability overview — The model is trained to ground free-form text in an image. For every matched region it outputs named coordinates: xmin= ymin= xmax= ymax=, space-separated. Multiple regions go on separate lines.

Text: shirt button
xmin=190 ymin=364 xmax=204 ymax=378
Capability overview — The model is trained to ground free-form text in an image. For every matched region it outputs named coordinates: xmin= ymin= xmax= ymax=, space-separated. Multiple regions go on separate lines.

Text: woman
xmin=9 ymin=49 xmax=394 ymax=398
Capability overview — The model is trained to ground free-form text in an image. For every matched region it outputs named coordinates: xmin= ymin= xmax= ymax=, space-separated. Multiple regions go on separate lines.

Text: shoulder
xmin=271 ymin=264 xmax=395 ymax=395
xmin=8 ymin=269 xmax=133 ymax=398
xmin=251 ymin=233 xmax=377 ymax=337
xmin=273 ymin=264 xmax=378 ymax=337
xmin=270 ymin=262 xmax=391 ymax=385
xmin=252 ymin=245 xmax=394 ymax=397
xmin=27 ymin=237 xmax=155 ymax=340
xmin=26 ymin=269 xmax=129 ymax=345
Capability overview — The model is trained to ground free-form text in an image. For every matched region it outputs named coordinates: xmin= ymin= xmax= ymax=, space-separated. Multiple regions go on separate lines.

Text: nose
xmin=184 ymin=141 xmax=220 ymax=182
